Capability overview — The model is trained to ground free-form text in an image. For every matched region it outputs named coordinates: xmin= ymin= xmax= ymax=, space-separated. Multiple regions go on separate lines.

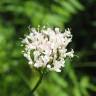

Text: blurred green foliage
xmin=0 ymin=0 xmax=96 ymax=96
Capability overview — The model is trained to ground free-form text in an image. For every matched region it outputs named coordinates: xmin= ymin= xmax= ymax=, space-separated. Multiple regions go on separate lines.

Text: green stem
xmin=32 ymin=71 xmax=44 ymax=93
xmin=29 ymin=69 xmax=45 ymax=96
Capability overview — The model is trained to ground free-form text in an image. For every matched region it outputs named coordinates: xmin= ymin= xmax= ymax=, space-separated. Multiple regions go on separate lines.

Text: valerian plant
xmin=21 ymin=26 xmax=74 ymax=95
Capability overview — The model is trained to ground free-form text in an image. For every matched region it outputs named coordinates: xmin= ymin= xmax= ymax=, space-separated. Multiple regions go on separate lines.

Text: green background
xmin=0 ymin=0 xmax=96 ymax=96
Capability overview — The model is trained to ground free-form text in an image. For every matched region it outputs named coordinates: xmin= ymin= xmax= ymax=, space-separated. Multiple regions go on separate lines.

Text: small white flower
xmin=47 ymin=64 xmax=51 ymax=69
xmin=22 ymin=26 xmax=74 ymax=72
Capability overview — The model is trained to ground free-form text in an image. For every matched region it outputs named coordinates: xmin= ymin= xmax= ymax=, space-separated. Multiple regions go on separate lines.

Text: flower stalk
xmin=29 ymin=68 xmax=45 ymax=96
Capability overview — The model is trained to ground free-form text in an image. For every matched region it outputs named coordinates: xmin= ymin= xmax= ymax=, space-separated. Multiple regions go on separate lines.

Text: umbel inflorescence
xmin=22 ymin=26 xmax=74 ymax=72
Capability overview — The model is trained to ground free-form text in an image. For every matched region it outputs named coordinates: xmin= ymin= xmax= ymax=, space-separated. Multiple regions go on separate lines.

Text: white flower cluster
xmin=22 ymin=26 xmax=74 ymax=72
